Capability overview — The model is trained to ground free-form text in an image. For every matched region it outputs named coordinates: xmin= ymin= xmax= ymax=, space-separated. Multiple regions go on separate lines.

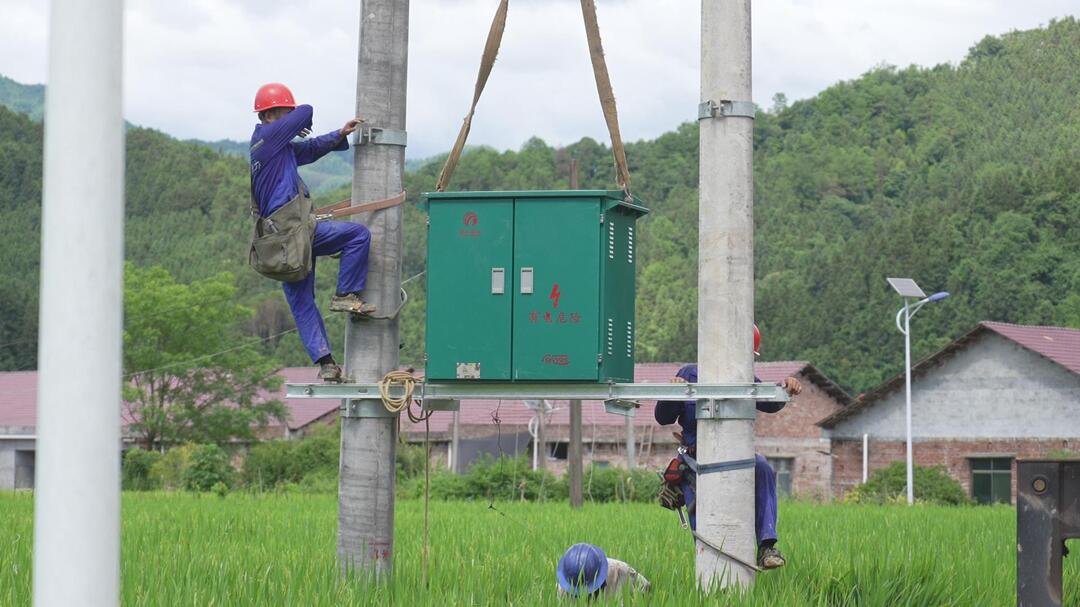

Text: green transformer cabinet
xmin=424 ymin=191 xmax=648 ymax=382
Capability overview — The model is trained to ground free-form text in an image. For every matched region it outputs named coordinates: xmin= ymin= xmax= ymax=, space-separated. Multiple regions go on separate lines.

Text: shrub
xmin=397 ymin=443 xmax=428 ymax=481
xmin=122 ymin=448 xmax=163 ymax=491
xmin=242 ymin=424 xmax=340 ymax=491
xmin=242 ymin=439 xmax=295 ymax=489
xmin=150 ymin=443 xmax=195 ymax=490
xmin=584 ymin=465 xmax=658 ymax=503
xmin=183 ymin=444 xmax=235 ymax=491
xmin=848 ymin=461 xmax=969 ymax=505
xmin=212 ymin=481 xmax=229 ymax=498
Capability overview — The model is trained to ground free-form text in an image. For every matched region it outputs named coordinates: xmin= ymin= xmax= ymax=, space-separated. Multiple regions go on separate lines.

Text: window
xmin=971 ymin=458 xmax=1012 ymax=504
xmin=766 ymin=457 xmax=794 ymax=497
xmin=551 ymin=442 xmax=568 ymax=460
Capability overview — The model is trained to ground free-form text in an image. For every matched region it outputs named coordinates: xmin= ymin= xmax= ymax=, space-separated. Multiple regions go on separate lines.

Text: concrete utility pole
xmin=33 ymin=1 xmax=124 ymax=605
xmin=569 ymin=400 xmax=584 ymax=508
xmin=535 ymin=409 xmax=547 ymax=471
xmin=625 ymin=416 xmax=636 ymax=468
xmin=339 ymin=0 xmax=409 ymax=581
xmin=450 ymin=409 xmax=461 ymax=473
xmin=695 ymin=0 xmax=757 ymax=591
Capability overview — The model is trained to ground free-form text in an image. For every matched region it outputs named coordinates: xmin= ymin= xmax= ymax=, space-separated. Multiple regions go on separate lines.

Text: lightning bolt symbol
xmin=549 ymin=284 xmax=561 ymax=309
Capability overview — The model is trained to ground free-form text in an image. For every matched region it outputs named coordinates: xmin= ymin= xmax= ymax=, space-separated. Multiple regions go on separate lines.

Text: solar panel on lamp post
xmin=887 ymin=278 xmax=950 ymax=505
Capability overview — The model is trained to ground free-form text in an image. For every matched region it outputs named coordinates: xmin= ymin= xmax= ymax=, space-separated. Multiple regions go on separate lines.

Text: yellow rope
xmin=378 ymin=370 xmax=417 ymax=413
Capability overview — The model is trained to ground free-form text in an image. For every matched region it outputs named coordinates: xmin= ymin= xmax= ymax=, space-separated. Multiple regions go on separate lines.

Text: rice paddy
xmin=1 ymin=492 xmax=1077 ymax=606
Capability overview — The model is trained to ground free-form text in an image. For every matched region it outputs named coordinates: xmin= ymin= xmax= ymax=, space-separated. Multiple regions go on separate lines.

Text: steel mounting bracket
xmin=355 ymin=126 xmax=408 ymax=147
xmin=698 ymin=99 xmax=756 ymax=120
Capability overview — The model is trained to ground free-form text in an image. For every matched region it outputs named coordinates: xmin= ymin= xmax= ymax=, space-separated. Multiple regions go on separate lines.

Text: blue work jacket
xmin=654 ymin=364 xmax=786 ymax=449
xmin=249 ymin=104 xmax=349 ymax=216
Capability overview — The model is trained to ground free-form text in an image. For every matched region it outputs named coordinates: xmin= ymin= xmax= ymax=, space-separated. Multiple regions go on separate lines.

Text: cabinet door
xmin=425 ymin=199 xmax=514 ymax=380
xmin=512 ymin=198 xmax=600 ymax=380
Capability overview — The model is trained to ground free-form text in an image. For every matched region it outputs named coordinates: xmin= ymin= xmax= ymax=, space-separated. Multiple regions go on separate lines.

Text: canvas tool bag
xmin=248 ymin=185 xmax=316 ymax=283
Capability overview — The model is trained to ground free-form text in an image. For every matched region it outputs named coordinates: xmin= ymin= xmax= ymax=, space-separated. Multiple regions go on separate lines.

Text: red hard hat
xmin=753 ymin=324 xmax=761 ymax=356
xmin=254 ymin=83 xmax=296 ymax=113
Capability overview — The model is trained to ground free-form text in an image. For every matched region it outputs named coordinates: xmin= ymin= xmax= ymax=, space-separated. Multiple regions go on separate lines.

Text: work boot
xmin=329 ymin=293 xmax=376 ymax=316
xmin=319 ymin=362 xmax=343 ymax=383
xmin=757 ymin=545 xmax=786 ymax=570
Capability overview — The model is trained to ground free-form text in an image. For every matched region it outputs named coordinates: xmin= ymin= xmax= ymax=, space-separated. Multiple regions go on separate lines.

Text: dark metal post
xmin=1017 ymin=459 xmax=1080 ymax=607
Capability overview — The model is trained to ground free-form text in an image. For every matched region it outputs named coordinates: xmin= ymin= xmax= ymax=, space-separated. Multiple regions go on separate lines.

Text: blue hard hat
xmin=556 ymin=543 xmax=609 ymax=596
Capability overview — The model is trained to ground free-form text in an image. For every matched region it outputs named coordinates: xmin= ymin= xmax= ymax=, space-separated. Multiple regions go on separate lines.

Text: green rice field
xmin=1 ymin=492 xmax=1076 ymax=606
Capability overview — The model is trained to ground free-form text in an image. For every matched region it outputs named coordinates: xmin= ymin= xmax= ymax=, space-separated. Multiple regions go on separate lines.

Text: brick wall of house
xmin=831 ymin=437 xmax=1080 ymax=502
xmin=755 ymin=372 xmax=843 ymax=440
xmin=754 ymin=372 xmax=845 ymax=498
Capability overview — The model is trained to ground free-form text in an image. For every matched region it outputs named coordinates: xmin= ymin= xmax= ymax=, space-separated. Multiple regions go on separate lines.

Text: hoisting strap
xmin=682 ymin=453 xmax=756 ymax=476
xmin=434 ymin=0 xmax=632 ymax=195
xmin=579 ymin=0 xmax=631 ymax=194
xmin=434 ymin=0 xmax=509 ymax=193
xmin=313 ymin=190 xmax=407 ymax=221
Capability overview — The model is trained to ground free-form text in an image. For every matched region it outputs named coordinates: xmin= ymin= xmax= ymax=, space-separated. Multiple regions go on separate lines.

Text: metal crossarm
xmin=285 ymin=382 xmax=791 ymax=418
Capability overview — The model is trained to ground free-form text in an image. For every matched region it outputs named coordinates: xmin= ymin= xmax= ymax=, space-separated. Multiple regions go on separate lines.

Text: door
xmin=425 ymin=198 xmax=514 ymax=380
xmin=512 ymin=197 xmax=601 ymax=380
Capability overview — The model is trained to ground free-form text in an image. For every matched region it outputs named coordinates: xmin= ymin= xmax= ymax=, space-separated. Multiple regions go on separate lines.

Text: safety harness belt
xmin=434 ymin=0 xmax=632 ymax=195
xmin=681 ymin=453 xmax=756 ymax=476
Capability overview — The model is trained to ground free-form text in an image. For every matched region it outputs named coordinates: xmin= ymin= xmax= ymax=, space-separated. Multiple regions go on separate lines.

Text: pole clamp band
xmin=355 ymin=126 xmax=408 ymax=147
xmin=698 ymin=99 xmax=755 ymax=120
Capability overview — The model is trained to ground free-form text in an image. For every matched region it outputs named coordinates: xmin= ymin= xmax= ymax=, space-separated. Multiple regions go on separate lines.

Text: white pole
xmin=33 ymin=0 xmax=124 ymax=605
xmin=904 ymin=301 xmax=914 ymax=505
xmin=625 ymin=415 xmax=636 ymax=469
xmin=862 ymin=433 xmax=868 ymax=483
xmin=697 ymin=0 xmax=757 ymax=590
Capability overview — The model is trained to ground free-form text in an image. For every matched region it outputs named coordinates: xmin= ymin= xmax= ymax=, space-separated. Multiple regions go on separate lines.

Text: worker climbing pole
xmin=695 ymin=0 xmax=759 ymax=590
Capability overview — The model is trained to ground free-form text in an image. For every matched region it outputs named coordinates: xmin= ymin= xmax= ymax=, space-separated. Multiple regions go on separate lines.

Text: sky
xmin=1 ymin=1 xmax=1075 ymax=159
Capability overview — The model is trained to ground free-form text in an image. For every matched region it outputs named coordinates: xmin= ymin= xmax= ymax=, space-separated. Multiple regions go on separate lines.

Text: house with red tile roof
xmin=821 ymin=322 xmax=1080 ymax=504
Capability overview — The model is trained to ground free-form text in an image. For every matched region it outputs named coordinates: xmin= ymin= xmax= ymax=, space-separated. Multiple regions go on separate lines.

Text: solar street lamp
xmin=887 ymin=278 xmax=950 ymax=505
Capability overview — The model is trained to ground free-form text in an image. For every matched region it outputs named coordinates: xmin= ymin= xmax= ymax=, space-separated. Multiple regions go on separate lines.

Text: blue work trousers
xmin=282 ymin=220 xmax=371 ymax=362
xmin=684 ymin=453 xmax=778 ymax=546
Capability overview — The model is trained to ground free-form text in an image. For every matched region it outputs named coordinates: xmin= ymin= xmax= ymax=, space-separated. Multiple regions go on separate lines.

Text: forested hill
xmin=1 ymin=19 xmax=1078 ymax=391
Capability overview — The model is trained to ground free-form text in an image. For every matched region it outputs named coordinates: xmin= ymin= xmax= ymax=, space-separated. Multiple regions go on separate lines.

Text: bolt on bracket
xmin=698 ymin=99 xmax=756 ymax=120
xmin=354 ymin=126 xmax=408 ymax=147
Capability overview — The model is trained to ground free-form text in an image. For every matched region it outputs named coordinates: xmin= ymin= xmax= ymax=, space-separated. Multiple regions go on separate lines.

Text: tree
xmin=122 ymin=264 xmax=285 ymax=449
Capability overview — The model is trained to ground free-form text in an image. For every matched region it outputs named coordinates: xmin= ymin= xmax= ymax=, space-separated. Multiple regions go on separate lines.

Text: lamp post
xmin=887 ymin=278 xmax=949 ymax=505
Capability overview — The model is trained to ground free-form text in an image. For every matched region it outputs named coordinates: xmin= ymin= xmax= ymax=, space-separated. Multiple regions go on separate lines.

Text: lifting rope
xmin=434 ymin=0 xmax=632 ymax=195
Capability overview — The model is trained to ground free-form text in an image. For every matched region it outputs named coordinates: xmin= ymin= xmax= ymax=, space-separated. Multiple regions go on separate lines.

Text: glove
xmin=659 ymin=482 xmax=684 ymax=510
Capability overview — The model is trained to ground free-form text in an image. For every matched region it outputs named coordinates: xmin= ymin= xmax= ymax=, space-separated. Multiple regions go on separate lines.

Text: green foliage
xmin=399 ymin=456 xmax=656 ymax=503
xmin=1046 ymin=449 xmax=1080 ymax=459
xmin=123 ymin=264 xmax=286 ymax=449
xmin=401 ymin=455 xmax=566 ymax=502
xmin=0 ymin=75 xmax=44 ymax=121
xmin=583 ymin=465 xmax=659 ymax=503
xmin=396 ymin=442 xmax=429 ymax=481
xmin=122 ymin=448 xmax=163 ymax=491
xmin=241 ymin=423 xmax=340 ymax=490
xmin=847 ymin=461 xmax=969 ymax=505
xmin=182 ymin=444 xmax=235 ymax=491
xmin=212 ymin=481 xmax=229 ymax=498
xmin=149 ymin=443 xmax=195 ymax=491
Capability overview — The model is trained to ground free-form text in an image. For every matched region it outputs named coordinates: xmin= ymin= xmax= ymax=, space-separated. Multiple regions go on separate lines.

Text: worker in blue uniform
xmin=249 ymin=83 xmax=372 ymax=381
xmin=654 ymin=325 xmax=802 ymax=569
